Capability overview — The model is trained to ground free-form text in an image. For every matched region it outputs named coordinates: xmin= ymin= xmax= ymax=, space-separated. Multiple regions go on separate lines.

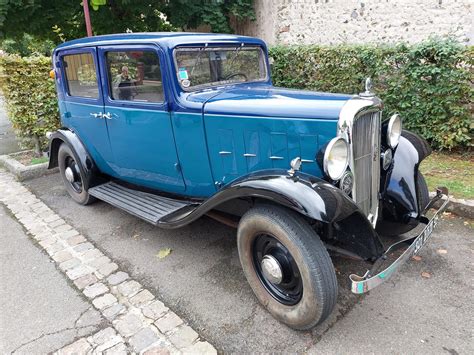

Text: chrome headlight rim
xmin=387 ymin=114 xmax=402 ymax=148
xmin=323 ymin=137 xmax=349 ymax=181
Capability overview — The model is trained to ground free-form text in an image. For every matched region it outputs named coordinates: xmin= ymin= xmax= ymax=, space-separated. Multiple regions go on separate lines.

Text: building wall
xmin=239 ymin=0 xmax=473 ymax=45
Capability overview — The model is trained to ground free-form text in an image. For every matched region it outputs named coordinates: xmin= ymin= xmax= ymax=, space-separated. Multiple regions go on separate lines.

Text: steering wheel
xmin=224 ymin=72 xmax=248 ymax=81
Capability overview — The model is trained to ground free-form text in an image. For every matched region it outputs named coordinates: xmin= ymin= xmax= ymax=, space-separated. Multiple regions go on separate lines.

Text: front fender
xmin=160 ymin=169 xmax=384 ymax=260
xmin=377 ymin=130 xmax=431 ymax=236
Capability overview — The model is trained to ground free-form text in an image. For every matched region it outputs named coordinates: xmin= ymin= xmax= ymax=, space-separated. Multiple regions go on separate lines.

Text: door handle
xmin=90 ymin=112 xmax=103 ymax=118
xmin=102 ymin=112 xmax=113 ymax=120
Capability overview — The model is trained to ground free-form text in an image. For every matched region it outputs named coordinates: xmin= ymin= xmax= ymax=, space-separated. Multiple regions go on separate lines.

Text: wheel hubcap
xmin=261 ymin=255 xmax=283 ymax=285
xmin=252 ymin=234 xmax=303 ymax=305
xmin=65 ymin=167 xmax=75 ymax=183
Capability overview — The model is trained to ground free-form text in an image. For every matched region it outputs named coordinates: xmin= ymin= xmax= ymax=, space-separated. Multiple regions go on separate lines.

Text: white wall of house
xmin=238 ymin=0 xmax=473 ymax=45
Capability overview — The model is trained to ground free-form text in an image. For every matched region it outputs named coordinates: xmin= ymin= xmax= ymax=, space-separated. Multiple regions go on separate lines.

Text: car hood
xmin=198 ymin=85 xmax=353 ymax=120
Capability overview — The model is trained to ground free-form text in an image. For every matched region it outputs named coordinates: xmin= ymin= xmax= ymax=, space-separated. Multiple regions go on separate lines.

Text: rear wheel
xmin=237 ymin=205 xmax=337 ymax=330
xmin=58 ymin=143 xmax=95 ymax=205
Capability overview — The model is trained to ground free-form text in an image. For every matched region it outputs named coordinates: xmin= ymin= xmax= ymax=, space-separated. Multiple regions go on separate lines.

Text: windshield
xmin=174 ymin=46 xmax=267 ymax=90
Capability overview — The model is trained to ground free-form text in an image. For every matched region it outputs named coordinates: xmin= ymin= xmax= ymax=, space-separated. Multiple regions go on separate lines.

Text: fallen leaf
xmin=437 ymin=249 xmax=448 ymax=255
xmin=412 ymin=255 xmax=422 ymax=261
xmin=156 ymin=248 xmax=172 ymax=259
xmin=421 ymin=271 xmax=431 ymax=279
xmin=132 ymin=234 xmax=140 ymax=240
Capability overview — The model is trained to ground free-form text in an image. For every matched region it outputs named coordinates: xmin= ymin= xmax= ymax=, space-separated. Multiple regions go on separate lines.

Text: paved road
xmin=0 ymin=205 xmax=105 ymax=354
xmin=24 ymin=173 xmax=474 ymax=353
xmin=0 ymin=96 xmax=19 ymax=155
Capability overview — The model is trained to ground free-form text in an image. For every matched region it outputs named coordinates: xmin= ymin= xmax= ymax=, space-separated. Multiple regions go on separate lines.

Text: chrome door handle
xmin=103 ymin=112 xmax=113 ymax=120
xmin=90 ymin=112 xmax=103 ymax=118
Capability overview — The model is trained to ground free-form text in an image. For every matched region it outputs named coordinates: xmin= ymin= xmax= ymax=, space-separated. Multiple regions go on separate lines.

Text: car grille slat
xmin=351 ymin=111 xmax=381 ymax=221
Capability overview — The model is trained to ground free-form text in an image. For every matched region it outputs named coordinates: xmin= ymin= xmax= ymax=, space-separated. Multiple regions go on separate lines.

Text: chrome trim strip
xmin=269 ymin=156 xmax=284 ymax=160
xmin=219 ymin=151 xmax=232 ymax=155
xmin=301 ymin=159 xmax=314 ymax=163
xmin=243 ymin=153 xmax=256 ymax=157
xmin=350 ymin=193 xmax=449 ymax=294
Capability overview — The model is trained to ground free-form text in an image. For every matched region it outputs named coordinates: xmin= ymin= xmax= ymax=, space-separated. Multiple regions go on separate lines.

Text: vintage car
xmin=48 ymin=33 xmax=448 ymax=330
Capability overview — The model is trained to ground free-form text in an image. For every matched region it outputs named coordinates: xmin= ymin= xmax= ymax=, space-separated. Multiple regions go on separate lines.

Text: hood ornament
xmin=360 ymin=77 xmax=375 ymax=97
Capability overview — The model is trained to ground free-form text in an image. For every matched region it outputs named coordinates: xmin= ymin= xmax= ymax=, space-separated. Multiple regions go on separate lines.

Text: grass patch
xmin=420 ymin=152 xmax=473 ymax=199
xmin=30 ymin=156 xmax=49 ymax=165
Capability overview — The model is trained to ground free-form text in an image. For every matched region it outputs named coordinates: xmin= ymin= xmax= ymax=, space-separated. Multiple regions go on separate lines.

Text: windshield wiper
xmin=190 ymin=43 xmax=208 ymax=77
xmin=228 ymin=43 xmax=245 ymax=69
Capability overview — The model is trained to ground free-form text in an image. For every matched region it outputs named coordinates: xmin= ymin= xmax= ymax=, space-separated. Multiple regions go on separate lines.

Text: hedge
xmin=269 ymin=39 xmax=473 ymax=150
xmin=0 ymin=38 xmax=472 ymax=152
xmin=0 ymin=55 xmax=59 ymax=154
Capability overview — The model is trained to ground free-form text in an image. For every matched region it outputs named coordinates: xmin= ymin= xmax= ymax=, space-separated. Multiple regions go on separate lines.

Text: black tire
xmin=237 ymin=204 xmax=338 ymax=330
xmin=58 ymin=143 xmax=96 ymax=205
xmin=417 ymin=172 xmax=430 ymax=212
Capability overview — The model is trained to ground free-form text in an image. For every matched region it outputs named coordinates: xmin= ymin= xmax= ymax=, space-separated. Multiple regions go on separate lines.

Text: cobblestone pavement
xmin=0 ymin=169 xmax=216 ymax=354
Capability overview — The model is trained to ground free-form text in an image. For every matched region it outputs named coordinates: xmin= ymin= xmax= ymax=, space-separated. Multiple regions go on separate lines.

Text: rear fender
xmin=48 ymin=128 xmax=99 ymax=189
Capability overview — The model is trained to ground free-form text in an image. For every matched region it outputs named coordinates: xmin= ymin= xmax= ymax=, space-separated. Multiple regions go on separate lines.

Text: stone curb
xmin=0 ymin=169 xmax=217 ymax=355
xmin=0 ymin=152 xmax=58 ymax=181
xmin=429 ymin=192 xmax=474 ymax=220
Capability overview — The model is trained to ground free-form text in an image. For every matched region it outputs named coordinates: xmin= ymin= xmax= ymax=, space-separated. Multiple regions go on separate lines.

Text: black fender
xmin=377 ymin=130 xmax=431 ymax=236
xmin=160 ymin=169 xmax=384 ymax=260
xmin=48 ymin=128 xmax=99 ymax=189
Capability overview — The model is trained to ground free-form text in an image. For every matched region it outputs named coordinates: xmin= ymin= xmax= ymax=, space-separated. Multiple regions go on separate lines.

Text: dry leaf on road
xmin=437 ymin=249 xmax=448 ymax=255
xmin=412 ymin=255 xmax=422 ymax=261
xmin=421 ymin=271 xmax=431 ymax=279
xmin=156 ymin=248 xmax=172 ymax=259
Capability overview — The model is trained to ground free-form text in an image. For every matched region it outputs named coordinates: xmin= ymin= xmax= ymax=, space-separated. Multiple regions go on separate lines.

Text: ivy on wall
xmin=270 ymin=38 xmax=473 ymax=150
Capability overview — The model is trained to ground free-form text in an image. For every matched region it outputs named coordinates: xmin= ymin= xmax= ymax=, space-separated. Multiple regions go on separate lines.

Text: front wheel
xmin=237 ymin=205 xmax=338 ymax=330
xmin=58 ymin=143 xmax=96 ymax=205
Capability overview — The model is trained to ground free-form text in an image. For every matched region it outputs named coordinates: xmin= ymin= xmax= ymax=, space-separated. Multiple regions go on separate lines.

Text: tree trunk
xmin=32 ymin=135 xmax=41 ymax=157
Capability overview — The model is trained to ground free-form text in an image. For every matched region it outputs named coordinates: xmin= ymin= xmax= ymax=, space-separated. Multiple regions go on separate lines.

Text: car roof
xmin=55 ymin=32 xmax=266 ymax=51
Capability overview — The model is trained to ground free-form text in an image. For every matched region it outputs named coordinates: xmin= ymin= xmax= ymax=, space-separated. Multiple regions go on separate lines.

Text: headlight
xmin=324 ymin=137 xmax=349 ymax=180
xmin=387 ymin=114 xmax=402 ymax=148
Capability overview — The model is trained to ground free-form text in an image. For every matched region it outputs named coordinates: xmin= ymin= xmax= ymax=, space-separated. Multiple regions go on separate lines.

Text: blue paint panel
xmin=204 ymin=114 xmax=338 ymax=186
xmin=270 ymin=133 xmax=289 ymax=169
xmin=170 ymin=112 xmax=216 ymax=197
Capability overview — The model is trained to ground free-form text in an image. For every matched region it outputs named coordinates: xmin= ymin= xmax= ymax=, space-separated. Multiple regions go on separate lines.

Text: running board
xmin=89 ymin=182 xmax=192 ymax=225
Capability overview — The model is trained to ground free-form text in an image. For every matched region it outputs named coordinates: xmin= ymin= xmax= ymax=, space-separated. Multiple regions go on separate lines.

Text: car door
xmin=98 ymin=45 xmax=186 ymax=193
xmin=58 ymin=47 xmax=114 ymax=175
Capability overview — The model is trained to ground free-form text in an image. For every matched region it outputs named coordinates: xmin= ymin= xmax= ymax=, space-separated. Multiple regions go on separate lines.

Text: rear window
xmin=63 ymin=53 xmax=99 ymax=98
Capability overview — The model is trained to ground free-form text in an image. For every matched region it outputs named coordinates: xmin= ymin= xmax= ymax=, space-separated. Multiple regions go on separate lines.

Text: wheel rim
xmin=64 ymin=156 xmax=83 ymax=193
xmin=252 ymin=234 xmax=303 ymax=305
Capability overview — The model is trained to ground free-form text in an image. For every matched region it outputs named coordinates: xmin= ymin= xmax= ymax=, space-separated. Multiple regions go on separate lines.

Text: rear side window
xmin=106 ymin=50 xmax=164 ymax=103
xmin=63 ymin=53 xmax=99 ymax=98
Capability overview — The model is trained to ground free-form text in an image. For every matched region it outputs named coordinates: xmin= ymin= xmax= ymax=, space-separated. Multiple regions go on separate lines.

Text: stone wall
xmin=238 ymin=0 xmax=473 ymax=45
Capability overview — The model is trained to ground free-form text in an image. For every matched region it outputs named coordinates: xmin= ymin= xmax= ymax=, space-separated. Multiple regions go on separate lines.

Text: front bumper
xmin=350 ymin=188 xmax=450 ymax=294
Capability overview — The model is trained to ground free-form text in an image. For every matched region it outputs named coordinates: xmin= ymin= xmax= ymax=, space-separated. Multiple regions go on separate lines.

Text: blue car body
xmin=48 ymin=33 xmax=447 ymax=300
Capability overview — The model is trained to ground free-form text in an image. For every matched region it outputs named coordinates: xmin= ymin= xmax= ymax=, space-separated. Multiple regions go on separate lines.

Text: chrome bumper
xmin=350 ymin=189 xmax=450 ymax=294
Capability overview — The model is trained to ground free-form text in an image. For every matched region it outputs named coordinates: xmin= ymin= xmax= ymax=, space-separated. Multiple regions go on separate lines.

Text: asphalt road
xmin=0 ymin=205 xmax=105 ymax=354
xmin=25 ymin=173 xmax=473 ymax=354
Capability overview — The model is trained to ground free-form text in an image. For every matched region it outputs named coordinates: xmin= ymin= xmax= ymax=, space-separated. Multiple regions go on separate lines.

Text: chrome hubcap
xmin=261 ymin=255 xmax=283 ymax=285
xmin=65 ymin=167 xmax=75 ymax=183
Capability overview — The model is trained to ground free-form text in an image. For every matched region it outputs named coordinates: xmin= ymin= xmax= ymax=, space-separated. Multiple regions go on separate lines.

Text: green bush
xmin=0 ymin=54 xmax=59 ymax=154
xmin=269 ymin=38 xmax=473 ymax=150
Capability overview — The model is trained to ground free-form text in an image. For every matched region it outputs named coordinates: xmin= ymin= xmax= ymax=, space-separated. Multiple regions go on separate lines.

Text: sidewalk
xmin=0 ymin=169 xmax=216 ymax=354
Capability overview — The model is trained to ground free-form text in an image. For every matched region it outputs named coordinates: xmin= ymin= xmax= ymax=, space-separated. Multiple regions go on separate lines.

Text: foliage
xmin=0 ymin=0 xmax=255 ymax=42
xmin=270 ymin=38 xmax=473 ymax=149
xmin=0 ymin=54 xmax=59 ymax=154
xmin=1 ymin=33 xmax=55 ymax=56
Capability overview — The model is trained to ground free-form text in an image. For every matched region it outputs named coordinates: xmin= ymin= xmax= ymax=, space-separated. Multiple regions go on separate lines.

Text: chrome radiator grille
xmin=351 ymin=111 xmax=381 ymax=222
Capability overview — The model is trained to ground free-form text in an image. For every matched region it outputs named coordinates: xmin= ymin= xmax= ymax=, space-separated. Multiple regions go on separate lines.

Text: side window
xmin=106 ymin=50 xmax=164 ymax=103
xmin=63 ymin=53 xmax=99 ymax=98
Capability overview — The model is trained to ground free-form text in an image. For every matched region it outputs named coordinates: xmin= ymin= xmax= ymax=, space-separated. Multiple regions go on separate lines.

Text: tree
xmin=0 ymin=0 xmax=255 ymax=43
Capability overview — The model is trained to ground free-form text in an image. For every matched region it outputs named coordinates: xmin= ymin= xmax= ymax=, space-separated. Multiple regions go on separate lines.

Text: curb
xmin=0 ymin=152 xmax=58 ymax=181
xmin=429 ymin=192 xmax=474 ymax=220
